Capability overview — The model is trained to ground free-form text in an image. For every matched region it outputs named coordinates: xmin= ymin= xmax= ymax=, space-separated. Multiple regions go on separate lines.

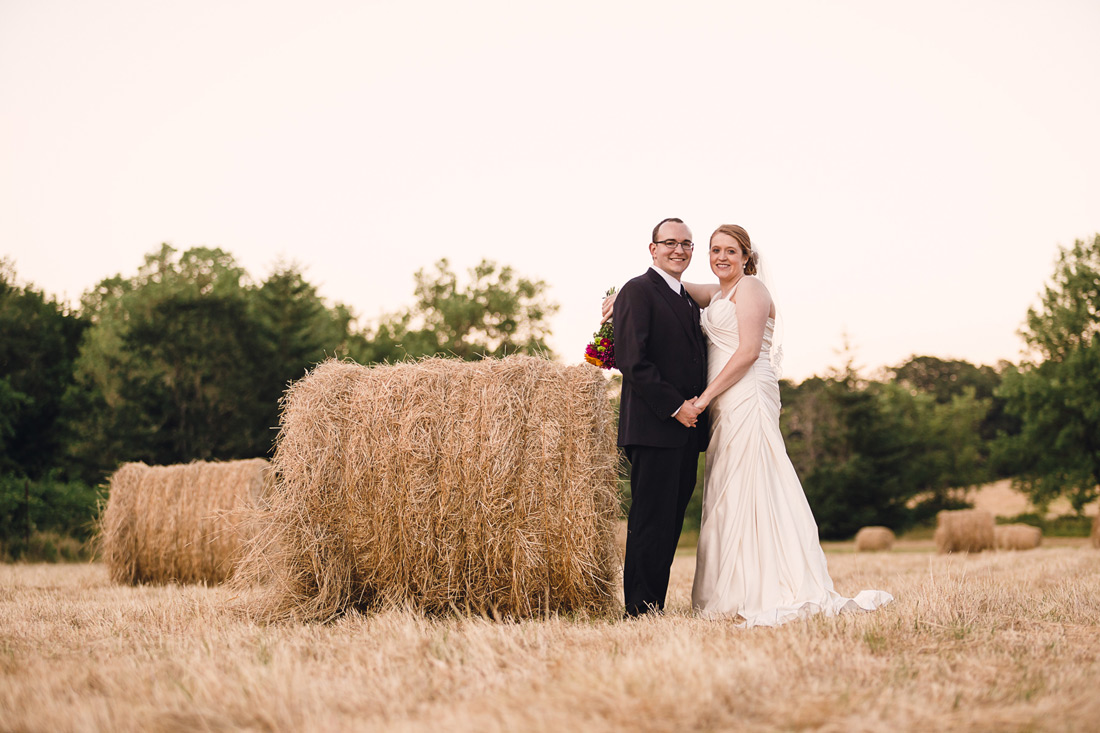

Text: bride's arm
xmin=601 ymin=280 xmax=718 ymax=323
xmin=681 ymin=281 xmax=720 ymax=309
xmin=693 ymin=278 xmax=771 ymax=410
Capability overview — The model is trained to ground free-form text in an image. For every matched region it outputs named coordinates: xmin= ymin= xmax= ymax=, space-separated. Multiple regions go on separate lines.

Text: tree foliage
xmin=781 ymin=358 xmax=989 ymax=538
xmin=63 ymin=246 xmax=370 ymax=478
xmin=996 ymin=234 xmax=1100 ymax=513
xmin=0 ymin=259 xmax=88 ymax=479
xmin=364 ymin=258 xmax=558 ymax=361
xmin=996 ymin=233 xmax=1100 ymax=511
xmin=888 ymin=354 xmax=1016 ymax=477
xmin=889 ymin=355 xmax=999 ymax=404
xmin=250 ymin=263 xmax=373 ymax=433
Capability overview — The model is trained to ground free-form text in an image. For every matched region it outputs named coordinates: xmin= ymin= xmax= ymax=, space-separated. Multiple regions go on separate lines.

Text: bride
xmin=607 ymin=224 xmax=893 ymax=627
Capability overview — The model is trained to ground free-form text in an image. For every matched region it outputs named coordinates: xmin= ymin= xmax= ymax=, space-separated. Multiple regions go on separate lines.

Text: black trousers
xmin=622 ymin=440 xmax=701 ymax=616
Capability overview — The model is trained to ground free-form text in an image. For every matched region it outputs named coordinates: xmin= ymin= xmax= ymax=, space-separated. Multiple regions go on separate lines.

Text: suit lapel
xmin=645 ymin=269 xmax=700 ymax=346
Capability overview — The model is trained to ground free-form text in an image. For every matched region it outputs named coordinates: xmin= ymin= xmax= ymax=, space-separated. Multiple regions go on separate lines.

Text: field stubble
xmin=1 ymin=546 xmax=1098 ymax=732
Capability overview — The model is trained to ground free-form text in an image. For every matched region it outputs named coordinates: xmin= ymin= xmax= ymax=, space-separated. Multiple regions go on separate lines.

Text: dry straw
xmin=100 ymin=459 xmax=272 ymax=585
xmin=934 ymin=509 xmax=995 ymax=553
xmin=994 ymin=523 xmax=1042 ymax=551
xmin=854 ymin=526 xmax=895 ymax=552
xmin=232 ymin=356 xmax=620 ymax=623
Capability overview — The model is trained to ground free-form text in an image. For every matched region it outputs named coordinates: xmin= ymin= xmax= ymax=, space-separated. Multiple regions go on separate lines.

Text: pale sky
xmin=3 ymin=0 xmax=1098 ymax=381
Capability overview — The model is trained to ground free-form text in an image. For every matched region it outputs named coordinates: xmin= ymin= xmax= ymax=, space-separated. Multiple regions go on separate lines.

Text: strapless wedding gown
xmin=691 ymin=287 xmax=893 ymax=626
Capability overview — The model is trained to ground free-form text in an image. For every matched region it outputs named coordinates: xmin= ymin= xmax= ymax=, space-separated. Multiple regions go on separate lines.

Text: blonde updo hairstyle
xmin=711 ymin=224 xmax=758 ymax=276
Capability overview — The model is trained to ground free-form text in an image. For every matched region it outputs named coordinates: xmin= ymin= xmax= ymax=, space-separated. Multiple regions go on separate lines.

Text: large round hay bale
xmin=101 ymin=459 xmax=272 ymax=585
xmin=994 ymin=523 xmax=1042 ymax=551
xmin=1091 ymin=513 xmax=1099 ymax=549
xmin=854 ymin=526 xmax=895 ymax=552
xmin=233 ymin=356 xmax=619 ymax=622
xmin=934 ymin=509 xmax=995 ymax=553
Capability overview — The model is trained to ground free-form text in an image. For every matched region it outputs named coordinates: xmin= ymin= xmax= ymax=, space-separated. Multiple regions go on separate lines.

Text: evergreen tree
xmin=0 ymin=259 xmax=88 ymax=479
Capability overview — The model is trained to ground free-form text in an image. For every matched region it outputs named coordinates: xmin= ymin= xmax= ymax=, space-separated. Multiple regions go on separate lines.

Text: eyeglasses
xmin=654 ymin=239 xmax=694 ymax=251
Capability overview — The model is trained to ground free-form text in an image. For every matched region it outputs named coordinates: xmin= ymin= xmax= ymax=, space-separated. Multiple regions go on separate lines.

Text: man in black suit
xmin=614 ymin=217 xmax=709 ymax=617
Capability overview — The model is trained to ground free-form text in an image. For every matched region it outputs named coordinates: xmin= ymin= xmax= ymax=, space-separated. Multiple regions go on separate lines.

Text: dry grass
xmin=994 ymin=524 xmax=1043 ymax=551
xmin=233 ymin=357 xmax=619 ymax=623
xmin=99 ymin=459 xmax=272 ymax=585
xmin=2 ymin=547 xmax=1098 ymax=732
xmin=854 ymin=526 xmax=895 ymax=552
xmin=935 ymin=509 xmax=995 ymax=554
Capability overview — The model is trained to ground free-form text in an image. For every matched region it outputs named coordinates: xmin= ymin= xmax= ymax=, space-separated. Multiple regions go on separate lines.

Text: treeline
xmin=2 ymin=234 xmax=1098 ymax=555
xmin=0 ymin=245 xmax=555 ymax=558
xmin=776 ymin=356 xmax=1012 ymax=539
xmin=773 ymin=233 xmax=1100 ymax=538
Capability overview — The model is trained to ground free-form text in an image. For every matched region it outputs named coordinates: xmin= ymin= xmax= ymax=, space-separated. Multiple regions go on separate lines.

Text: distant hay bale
xmin=934 ymin=509 xmax=995 ymax=553
xmin=101 ymin=459 xmax=272 ymax=585
xmin=994 ymin=523 xmax=1042 ymax=551
xmin=854 ymin=526 xmax=895 ymax=552
xmin=232 ymin=356 xmax=619 ymax=623
xmin=1092 ymin=513 xmax=1099 ymax=549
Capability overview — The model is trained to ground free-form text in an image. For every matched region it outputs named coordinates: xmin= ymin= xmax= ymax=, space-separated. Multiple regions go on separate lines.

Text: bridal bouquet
xmin=583 ymin=287 xmax=617 ymax=370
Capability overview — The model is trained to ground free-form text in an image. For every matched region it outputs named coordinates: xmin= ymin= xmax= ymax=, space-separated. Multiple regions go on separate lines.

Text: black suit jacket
xmin=615 ymin=268 xmax=709 ymax=450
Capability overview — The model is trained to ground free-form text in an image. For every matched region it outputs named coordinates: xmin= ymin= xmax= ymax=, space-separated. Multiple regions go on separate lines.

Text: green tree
xmin=996 ymin=234 xmax=1100 ymax=513
xmin=888 ymin=355 xmax=1013 ymax=479
xmin=63 ymin=245 xmax=269 ymax=474
xmin=0 ymin=259 xmax=88 ymax=479
xmin=890 ymin=355 xmax=999 ymax=404
xmin=64 ymin=246 xmax=407 ymax=478
xmin=794 ymin=370 xmax=915 ymax=539
xmin=250 ymin=263 xmax=374 ymax=432
xmin=780 ymin=358 xmax=988 ymax=538
xmin=364 ymin=258 xmax=558 ymax=361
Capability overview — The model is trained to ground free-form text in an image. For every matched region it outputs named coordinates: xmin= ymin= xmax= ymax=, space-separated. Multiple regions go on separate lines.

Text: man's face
xmin=649 ymin=221 xmax=693 ymax=279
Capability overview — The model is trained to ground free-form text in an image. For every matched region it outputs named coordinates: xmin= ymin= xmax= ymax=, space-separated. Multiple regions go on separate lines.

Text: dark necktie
xmin=680 ymin=286 xmax=701 ymax=335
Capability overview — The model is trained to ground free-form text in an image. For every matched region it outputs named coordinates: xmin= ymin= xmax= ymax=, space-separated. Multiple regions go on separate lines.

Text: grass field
xmin=2 ymin=542 xmax=1098 ymax=732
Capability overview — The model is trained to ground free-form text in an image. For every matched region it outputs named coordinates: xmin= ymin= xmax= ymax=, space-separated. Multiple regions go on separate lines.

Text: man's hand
xmin=674 ymin=398 xmax=703 ymax=428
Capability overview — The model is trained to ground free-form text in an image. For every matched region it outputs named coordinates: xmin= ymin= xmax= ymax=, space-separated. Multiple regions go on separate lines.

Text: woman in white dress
xmin=682 ymin=224 xmax=892 ymax=626
xmin=606 ymin=224 xmax=893 ymax=626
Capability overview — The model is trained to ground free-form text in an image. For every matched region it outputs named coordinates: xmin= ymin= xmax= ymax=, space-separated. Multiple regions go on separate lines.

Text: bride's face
xmin=710 ymin=233 xmax=748 ymax=282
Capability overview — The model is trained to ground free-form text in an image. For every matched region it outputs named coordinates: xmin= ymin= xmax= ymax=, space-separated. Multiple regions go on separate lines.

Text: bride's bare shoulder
xmin=736 ymin=276 xmax=770 ymax=299
xmin=732 ymin=277 xmax=774 ymax=315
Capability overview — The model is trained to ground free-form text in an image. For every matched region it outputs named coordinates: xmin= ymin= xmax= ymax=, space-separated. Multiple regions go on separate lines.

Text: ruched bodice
xmin=699 ymin=292 xmax=781 ymax=430
xmin=692 ymin=286 xmax=893 ymax=626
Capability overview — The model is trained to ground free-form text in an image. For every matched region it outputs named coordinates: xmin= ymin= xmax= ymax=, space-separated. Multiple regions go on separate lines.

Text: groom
xmin=615 ymin=217 xmax=709 ymax=617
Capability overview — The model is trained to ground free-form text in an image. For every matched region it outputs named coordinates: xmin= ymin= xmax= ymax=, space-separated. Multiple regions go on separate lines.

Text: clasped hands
xmin=674 ymin=397 xmax=708 ymax=428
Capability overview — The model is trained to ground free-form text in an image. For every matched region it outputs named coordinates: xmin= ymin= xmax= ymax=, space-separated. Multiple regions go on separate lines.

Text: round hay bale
xmin=1091 ymin=512 xmax=1099 ymax=549
xmin=232 ymin=356 xmax=620 ymax=622
xmin=854 ymin=526 xmax=895 ymax=552
xmin=934 ymin=509 xmax=995 ymax=553
xmin=994 ymin=523 xmax=1042 ymax=551
xmin=100 ymin=458 xmax=272 ymax=585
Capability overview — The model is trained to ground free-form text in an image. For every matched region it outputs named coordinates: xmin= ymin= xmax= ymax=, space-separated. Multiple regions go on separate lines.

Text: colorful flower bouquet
xmin=583 ymin=287 xmax=617 ymax=370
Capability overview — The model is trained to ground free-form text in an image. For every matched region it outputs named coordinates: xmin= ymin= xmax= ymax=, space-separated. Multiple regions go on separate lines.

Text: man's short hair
xmin=652 ymin=217 xmax=685 ymax=243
